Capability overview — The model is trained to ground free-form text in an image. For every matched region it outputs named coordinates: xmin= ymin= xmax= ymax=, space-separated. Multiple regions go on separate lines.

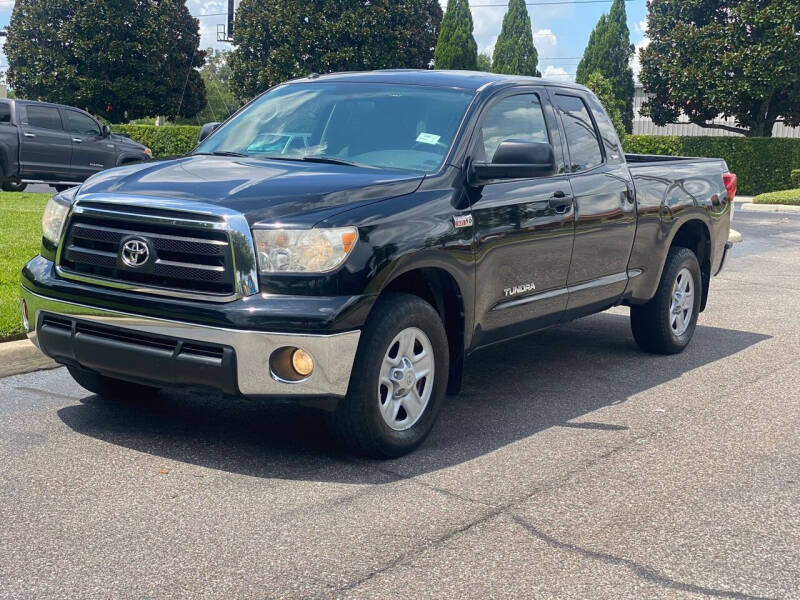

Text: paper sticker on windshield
xmin=416 ymin=132 xmax=441 ymax=145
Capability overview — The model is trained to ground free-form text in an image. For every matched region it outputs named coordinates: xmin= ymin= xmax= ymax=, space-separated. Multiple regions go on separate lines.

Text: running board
xmin=20 ymin=180 xmax=83 ymax=186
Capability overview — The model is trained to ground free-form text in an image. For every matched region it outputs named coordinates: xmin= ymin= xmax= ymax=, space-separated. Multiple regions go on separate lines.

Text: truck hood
xmin=77 ymin=155 xmax=424 ymax=226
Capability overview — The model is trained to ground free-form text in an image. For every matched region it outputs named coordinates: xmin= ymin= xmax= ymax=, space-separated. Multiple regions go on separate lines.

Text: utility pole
xmin=217 ymin=0 xmax=236 ymax=42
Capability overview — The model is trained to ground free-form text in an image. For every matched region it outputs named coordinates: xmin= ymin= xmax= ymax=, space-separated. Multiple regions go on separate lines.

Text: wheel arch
xmin=377 ymin=265 xmax=467 ymax=395
xmin=116 ymin=154 xmax=144 ymax=167
xmin=667 ymin=218 xmax=712 ymax=311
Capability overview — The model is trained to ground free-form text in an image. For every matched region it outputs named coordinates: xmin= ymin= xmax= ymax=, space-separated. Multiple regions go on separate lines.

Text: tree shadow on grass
xmin=57 ymin=312 xmax=769 ymax=483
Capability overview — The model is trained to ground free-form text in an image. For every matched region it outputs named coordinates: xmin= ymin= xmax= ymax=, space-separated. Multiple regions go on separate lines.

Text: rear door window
xmin=25 ymin=105 xmax=64 ymax=131
xmin=553 ymin=94 xmax=603 ymax=172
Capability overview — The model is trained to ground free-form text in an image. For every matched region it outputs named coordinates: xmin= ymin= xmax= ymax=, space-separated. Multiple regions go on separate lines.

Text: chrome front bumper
xmin=20 ymin=286 xmax=361 ymax=397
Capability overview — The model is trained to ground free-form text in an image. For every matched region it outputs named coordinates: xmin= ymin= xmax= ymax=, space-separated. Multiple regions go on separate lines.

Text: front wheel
xmin=326 ymin=293 xmax=449 ymax=458
xmin=630 ymin=247 xmax=702 ymax=354
xmin=2 ymin=178 xmax=27 ymax=192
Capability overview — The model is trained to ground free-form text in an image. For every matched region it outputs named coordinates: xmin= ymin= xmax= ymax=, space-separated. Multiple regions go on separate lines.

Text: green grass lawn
xmin=752 ymin=189 xmax=800 ymax=205
xmin=1 ymin=192 xmax=51 ymax=342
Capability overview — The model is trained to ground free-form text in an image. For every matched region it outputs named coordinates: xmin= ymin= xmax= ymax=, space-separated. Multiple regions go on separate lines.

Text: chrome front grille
xmin=56 ymin=199 xmax=259 ymax=302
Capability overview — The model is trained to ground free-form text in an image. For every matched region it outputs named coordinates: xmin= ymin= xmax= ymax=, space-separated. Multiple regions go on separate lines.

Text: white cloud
xmin=541 ymin=65 xmax=570 ymax=82
xmin=633 ymin=18 xmax=647 ymax=37
xmin=0 ymin=0 xmax=14 ymax=10
xmin=532 ymin=29 xmax=558 ymax=54
xmin=630 ymin=36 xmax=650 ymax=83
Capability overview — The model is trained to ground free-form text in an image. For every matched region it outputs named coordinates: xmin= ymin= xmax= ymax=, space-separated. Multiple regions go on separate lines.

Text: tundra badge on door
xmin=504 ymin=282 xmax=536 ymax=297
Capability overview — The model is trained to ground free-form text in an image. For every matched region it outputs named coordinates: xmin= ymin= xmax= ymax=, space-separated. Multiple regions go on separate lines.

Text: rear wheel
xmin=67 ymin=365 xmax=160 ymax=400
xmin=631 ymin=247 xmax=702 ymax=354
xmin=2 ymin=178 xmax=27 ymax=192
xmin=326 ymin=293 xmax=449 ymax=458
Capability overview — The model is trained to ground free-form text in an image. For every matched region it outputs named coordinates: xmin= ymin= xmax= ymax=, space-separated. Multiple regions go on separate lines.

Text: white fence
xmin=632 ymin=86 xmax=800 ymax=138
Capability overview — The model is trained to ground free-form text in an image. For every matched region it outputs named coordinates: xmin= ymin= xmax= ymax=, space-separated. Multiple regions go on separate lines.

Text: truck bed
xmin=625 ymin=153 xmax=725 ymax=166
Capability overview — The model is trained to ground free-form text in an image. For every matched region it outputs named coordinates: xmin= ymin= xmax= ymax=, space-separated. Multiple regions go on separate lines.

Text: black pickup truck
xmin=20 ymin=71 xmax=735 ymax=457
xmin=0 ymin=99 xmax=151 ymax=192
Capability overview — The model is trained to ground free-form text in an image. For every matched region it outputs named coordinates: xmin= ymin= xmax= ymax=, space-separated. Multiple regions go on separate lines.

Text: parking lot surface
xmin=1 ymin=208 xmax=798 ymax=599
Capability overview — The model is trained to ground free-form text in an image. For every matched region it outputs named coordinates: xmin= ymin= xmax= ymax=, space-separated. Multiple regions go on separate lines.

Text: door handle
xmin=23 ymin=132 xmax=35 ymax=138
xmin=549 ymin=191 xmax=573 ymax=211
xmin=72 ymin=138 xmax=83 ymax=143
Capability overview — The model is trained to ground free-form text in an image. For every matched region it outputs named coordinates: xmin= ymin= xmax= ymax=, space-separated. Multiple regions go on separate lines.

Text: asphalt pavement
xmin=1 ymin=209 xmax=798 ymax=599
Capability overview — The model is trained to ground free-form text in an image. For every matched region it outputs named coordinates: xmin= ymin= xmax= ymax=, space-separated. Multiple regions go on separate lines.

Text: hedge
xmin=111 ymin=125 xmax=200 ymax=158
xmin=752 ymin=189 xmax=800 ymax=205
xmin=110 ymin=126 xmax=800 ymax=196
xmin=623 ymin=135 xmax=800 ymax=196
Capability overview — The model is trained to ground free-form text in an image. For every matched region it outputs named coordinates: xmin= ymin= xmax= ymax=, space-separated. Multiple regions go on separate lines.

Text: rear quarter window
xmin=586 ymin=94 xmax=622 ymax=163
xmin=0 ymin=102 xmax=11 ymax=124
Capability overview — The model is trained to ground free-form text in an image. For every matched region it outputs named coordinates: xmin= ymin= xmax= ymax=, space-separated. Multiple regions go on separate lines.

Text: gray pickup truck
xmin=0 ymin=99 xmax=151 ymax=192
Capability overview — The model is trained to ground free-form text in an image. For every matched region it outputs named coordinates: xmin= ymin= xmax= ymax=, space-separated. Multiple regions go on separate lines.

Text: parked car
xmin=20 ymin=70 xmax=736 ymax=457
xmin=0 ymin=99 xmax=151 ymax=192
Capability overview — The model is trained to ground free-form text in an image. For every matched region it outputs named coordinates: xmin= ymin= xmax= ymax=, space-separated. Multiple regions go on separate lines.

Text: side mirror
xmin=471 ymin=140 xmax=556 ymax=183
xmin=199 ymin=122 xmax=221 ymax=143
xmin=102 ymin=124 xmax=111 ymax=137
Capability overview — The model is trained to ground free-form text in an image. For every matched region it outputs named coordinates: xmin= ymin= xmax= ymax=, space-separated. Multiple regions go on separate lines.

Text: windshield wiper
xmin=296 ymin=156 xmax=363 ymax=167
xmin=194 ymin=151 xmax=249 ymax=157
xmin=257 ymin=155 xmax=366 ymax=168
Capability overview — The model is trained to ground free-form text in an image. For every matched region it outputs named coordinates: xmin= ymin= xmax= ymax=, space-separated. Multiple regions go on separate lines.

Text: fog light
xmin=292 ymin=348 xmax=314 ymax=377
xmin=20 ymin=298 xmax=29 ymax=332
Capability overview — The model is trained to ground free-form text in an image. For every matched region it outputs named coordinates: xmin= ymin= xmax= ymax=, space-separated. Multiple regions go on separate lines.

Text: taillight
xmin=723 ymin=172 xmax=737 ymax=203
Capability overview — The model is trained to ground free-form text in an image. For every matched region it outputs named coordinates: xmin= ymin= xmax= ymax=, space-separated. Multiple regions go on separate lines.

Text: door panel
xmin=566 ymin=167 xmax=636 ymax=314
xmin=63 ymin=109 xmax=115 ymax=180
xmin=551 ymin=93 xmax=636 ymax=316
xmin=18 ymin=105 xmax=73 ymax=180
xmin=470 ymin=89 xmax=575 ymax=349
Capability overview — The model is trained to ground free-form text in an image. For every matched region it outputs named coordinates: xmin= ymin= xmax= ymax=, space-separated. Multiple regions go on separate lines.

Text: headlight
xmin=253 ymin=227 xmax=358 ymax=274
xmin=42 ymin=195 xmax=72 ymax=246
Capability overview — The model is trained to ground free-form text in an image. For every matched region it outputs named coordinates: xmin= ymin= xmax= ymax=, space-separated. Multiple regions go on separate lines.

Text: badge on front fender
xmin=453 ymin=214 xmax=473 ymax=229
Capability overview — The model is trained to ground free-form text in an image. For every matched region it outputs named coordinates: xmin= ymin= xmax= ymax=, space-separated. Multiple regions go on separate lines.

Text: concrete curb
xmin=0 ymin=339 xmax=59 ymax=379
xmin=740 ymin=203 xmax=800 ymax=214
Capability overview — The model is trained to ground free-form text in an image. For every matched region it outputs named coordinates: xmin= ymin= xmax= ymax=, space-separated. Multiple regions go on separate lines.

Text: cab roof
xmin=290 ymin=69 xmax=588 ymax=93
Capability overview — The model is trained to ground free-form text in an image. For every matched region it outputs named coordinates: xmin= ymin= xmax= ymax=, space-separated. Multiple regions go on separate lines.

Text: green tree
xmin=585 ymin=71 xmax=626 ymax=139
xmin=434 ymin=0 xmax=478 ymax=70
xmin=492 ymin=0 xmax=541 ymax=77
xmin=192 ymin=49 xmax=240 ymax=125
xmin=5 ymin=0 xmax=206 ymax=122
xmin=477 ymin=52 xmax=493 ymax=72
xmin=640 ymin=0 xmax=800 ymax=138
xmin=576 ymin=0 xmax=634 ymax=133
xmin=230 ymin=0 xmax=442 ymax=100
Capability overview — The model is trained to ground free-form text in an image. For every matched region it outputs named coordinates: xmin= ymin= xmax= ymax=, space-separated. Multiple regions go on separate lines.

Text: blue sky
xmin=0 ymin=0 xmax=650 ymax=84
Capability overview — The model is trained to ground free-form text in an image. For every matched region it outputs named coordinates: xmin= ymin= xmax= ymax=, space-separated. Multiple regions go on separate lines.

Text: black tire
xmin=631 ymin=247 xmax=702 ymax=355
xmin=2 ymin=178 xmax=27 ymax=192
xmin=67 ymin=365 xmax=160 ymax=400
xmin=325 ymin=293 xmax=449 ymax=458
xmin=53 ymin=185 xmax=74 ymax=193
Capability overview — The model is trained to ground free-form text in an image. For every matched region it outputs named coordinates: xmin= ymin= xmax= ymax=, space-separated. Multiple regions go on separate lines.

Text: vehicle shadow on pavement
xmin=57 ymin=312 xmax=769 ymax=482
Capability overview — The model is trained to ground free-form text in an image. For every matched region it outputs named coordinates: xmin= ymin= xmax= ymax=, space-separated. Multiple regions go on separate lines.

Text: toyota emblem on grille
xmin=120 ymin=238 xmax=150 ymax=268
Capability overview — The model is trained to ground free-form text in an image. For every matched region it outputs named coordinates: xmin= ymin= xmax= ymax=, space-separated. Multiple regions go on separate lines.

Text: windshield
xmin=195 ymin=82 xmax=475 ymax=173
